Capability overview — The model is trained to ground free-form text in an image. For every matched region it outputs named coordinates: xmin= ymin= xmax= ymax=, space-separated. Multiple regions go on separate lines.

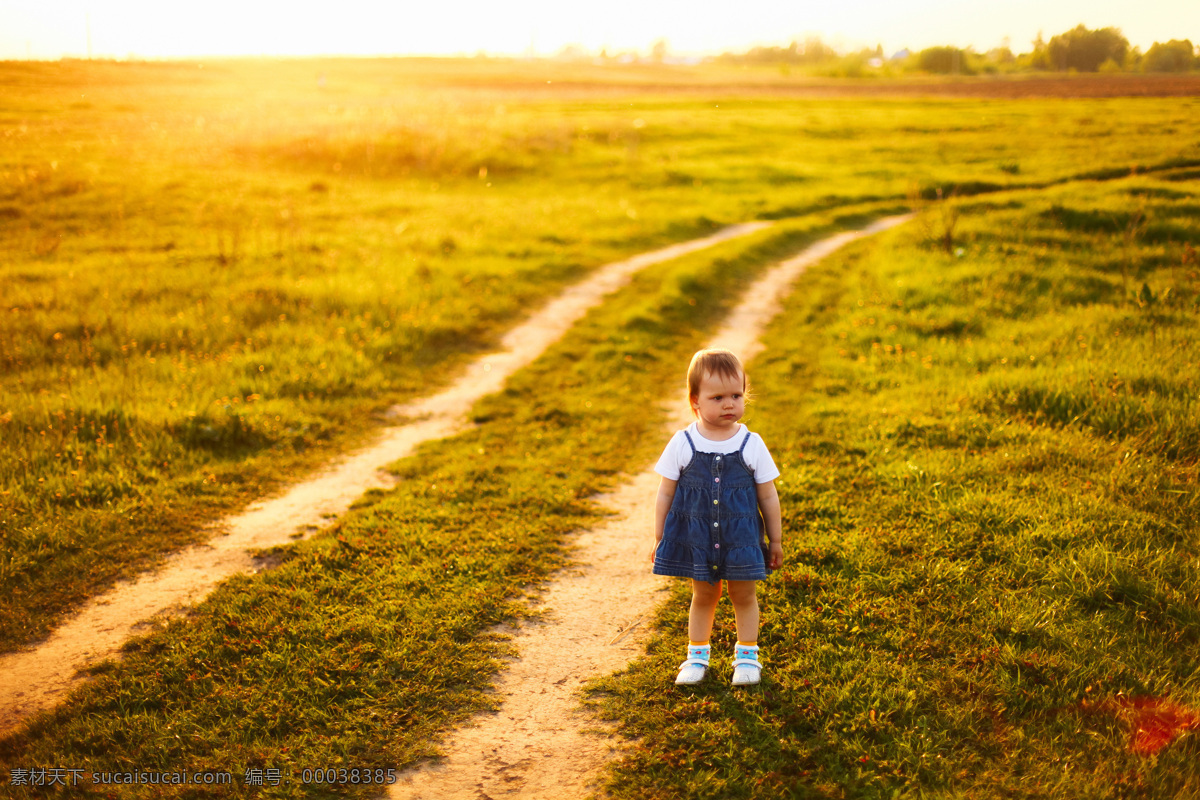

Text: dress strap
xmin=677 ymin=430 xmax=699 ymax=477
xmin=738 ymin=430 xmax=755 ymax=478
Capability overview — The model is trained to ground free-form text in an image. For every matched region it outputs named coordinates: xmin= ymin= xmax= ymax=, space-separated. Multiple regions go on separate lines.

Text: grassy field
xmin=3 ymin=59 xmax=1198 ymax=650
xmin=1 ymin=59 xmax=1199 ymax=797
xmin=0 ymin=209 xmax=885 ymax=796
xmin=588 ymin=179 xmax=1200 ymax=798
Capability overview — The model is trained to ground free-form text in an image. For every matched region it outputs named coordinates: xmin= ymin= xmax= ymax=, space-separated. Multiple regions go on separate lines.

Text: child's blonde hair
xmin=687 ymin=348 xmax=750 ymax=417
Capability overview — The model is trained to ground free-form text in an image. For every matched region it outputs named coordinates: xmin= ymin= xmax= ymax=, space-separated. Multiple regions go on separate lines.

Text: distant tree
xmin=1125 ymin=46 xmax=1143 ymax=71
xmin=917 ymin=46 xmax=972 ymax=75
xmin=650 ymin=39 xmax=669 ymax=63
xmin=796 ymin=36 xmax=838 ymax=64
xmin=986 ymin=46 xmax=1016 ymax=65
xmin=1046 ymin=25 xmax=1129 ymax=72
xmin=1026 ymin=31 xmax=1051 ymax=70
xmin=1143 ymin=39 xmax=1197 ymax=72
xmin=719 ymin=36 xmax=839 ymax=66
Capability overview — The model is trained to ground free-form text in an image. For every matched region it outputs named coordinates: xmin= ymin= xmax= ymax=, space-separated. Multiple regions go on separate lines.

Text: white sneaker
xmin=731 ymin=659 xmax=761 ymax=685
xmin=732 ymin=644 xmax=761 ymax=685
xmin=675 ymin=658 xmax=709 ymax=685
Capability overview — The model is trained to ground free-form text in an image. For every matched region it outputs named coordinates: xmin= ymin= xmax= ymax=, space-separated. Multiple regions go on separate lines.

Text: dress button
xmin=713 ymin=522 xmax=719 ymax=528
xmin=714 ymin=478 xmax=720 ymax=483
xmin=714 ymin=543 xmax=720 ymax=549
xmin=711 ymin=565 xmax=718 ymax=570
xmin=713 ymin=499 xmax=718 ymax=505
xmin=715 ymin=455 xmax=721 ymax=461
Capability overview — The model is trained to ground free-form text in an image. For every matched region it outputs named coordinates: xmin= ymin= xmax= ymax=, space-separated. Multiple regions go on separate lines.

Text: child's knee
xmin=692 ymin=580 xmax=722 ymax=604
xmin=726 ymin=580 xmax=757 ymax=605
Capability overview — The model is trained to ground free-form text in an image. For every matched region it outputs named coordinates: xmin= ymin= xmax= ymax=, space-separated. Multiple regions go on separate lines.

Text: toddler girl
xmin=650 ymin=348 xmax=783 ymax=685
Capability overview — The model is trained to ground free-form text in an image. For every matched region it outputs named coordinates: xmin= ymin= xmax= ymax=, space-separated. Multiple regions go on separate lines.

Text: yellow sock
xmin=737 ymin=640 xmax=757 ymax=647
xmin=689 ymin=640 xmax=710 ymax=647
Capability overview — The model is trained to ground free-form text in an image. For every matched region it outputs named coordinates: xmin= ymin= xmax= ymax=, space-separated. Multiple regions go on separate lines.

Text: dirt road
xmin=389 ymin=216 xmax=911 ymax=799
xmin=0 ymin=221 xmax=770 ymax=737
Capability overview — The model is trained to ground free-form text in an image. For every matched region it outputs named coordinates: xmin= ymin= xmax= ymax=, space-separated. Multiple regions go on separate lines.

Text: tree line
xmin=719 ymin=25 xmax=1197 ymax=76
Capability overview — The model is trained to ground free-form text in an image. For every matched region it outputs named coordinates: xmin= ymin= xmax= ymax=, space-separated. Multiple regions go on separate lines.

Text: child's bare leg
xmin=688 ymin=579 xmax=723 ymax=642
xmin=674 ymin=580 xmax=723 ymax=684
xmin=727 ymin=581 xmax=762 ymax=685
xmin=726 ymin=580 xmax=760 ymax=643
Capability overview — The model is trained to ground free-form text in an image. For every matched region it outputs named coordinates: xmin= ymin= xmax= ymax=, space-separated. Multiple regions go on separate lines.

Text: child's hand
xmin=768 ymin=542 xmax=784 ymax=570
xmin=649 ymin=542 xmax=660 ymax=565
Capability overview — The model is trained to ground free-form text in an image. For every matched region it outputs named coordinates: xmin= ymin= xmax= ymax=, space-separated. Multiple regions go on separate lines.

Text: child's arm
xmin=756 ymin=480 xmax=784 ymax=569
xmin=650 ymin=477 xmax=678 ymax=563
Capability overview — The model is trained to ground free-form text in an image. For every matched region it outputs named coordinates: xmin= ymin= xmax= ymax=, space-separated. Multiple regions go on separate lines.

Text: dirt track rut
xmin=389 ymin=216 xmax=910 ymax=799
xmin=0 ymin=221 xmax=770 ymax=737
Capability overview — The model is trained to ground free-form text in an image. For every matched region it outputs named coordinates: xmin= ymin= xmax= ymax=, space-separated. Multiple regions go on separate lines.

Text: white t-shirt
xmin=654 ymin=423 xmax=780 ymax=484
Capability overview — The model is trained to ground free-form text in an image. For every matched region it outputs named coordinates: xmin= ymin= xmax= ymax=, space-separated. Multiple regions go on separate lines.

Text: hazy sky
xmin=2 ymin=0 xmax=1196 ymax=60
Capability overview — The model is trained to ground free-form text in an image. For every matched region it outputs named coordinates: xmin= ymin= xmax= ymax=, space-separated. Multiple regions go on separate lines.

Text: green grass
xmin=587 ymin=178 xmax=1199 ymax=798
xmin=4 ymin=61 xmax=1199 ymax=651
xmin=3 ymin=58 xmax=1200 ymax=798
xmin=0 ymin=209 xmax=891 ymax=797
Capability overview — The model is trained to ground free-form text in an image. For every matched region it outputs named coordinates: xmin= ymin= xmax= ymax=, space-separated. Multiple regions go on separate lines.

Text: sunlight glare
xmin=1 ymin=0 xmax=1195 ymax=60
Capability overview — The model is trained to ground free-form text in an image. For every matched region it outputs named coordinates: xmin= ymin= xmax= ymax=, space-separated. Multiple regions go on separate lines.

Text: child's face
xmin=691 ymin=369 xmax=745 ymax=434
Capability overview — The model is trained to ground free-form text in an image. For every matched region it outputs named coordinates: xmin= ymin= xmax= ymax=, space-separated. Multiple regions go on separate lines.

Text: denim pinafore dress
xmin=653 ymin=429 xmax=771 ymax=584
